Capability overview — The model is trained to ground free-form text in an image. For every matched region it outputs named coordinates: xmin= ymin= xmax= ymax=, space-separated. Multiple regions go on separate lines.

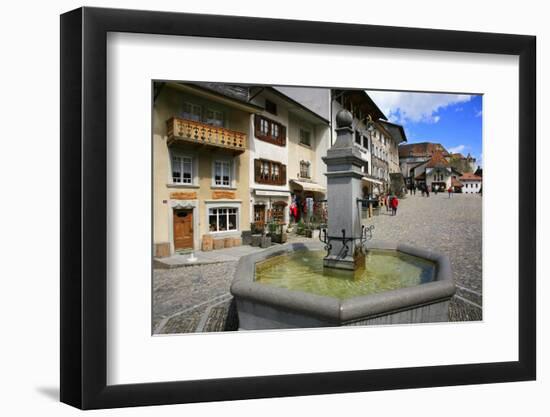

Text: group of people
xmin=410 ymin=184 xmax=454 ymax=198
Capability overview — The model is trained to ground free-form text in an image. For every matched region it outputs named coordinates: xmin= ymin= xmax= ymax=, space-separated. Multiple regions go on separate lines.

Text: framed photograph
xmin=60 ymin=6 xmax=536 ymax=409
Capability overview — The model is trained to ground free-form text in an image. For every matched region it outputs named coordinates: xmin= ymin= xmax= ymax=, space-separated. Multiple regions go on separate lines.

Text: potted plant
xmin=296 ymin=219 xmax=305 ymax=235
xmin=268 ymin=221 xmax=287 ymax=244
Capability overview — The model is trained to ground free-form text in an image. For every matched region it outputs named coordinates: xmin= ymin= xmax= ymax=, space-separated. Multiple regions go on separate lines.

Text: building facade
xmin=153 ymin=82 xmax=260 ymax=257
xmin=331 ymin=89 xmax=387 ymax=196
xmin=246 ymin=87 xmax=330 ymax=228
xmin=378 ymin=120 xmax=407 ymax=175
xmin=153 ymin=84 xmax=410 ymax=257
xmin=459 ymin=172 xmax=482 ymax=193
xmin=370 ymin=125 xmax=389 ymax=193
xmin=399 ymin=142 xmax=450 ymax=187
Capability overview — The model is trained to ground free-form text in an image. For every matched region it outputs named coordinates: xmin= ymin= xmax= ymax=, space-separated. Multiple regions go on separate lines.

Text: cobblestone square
xmin=153 ymin=192 xmax=482 ymax=333
xmin=367 ymin=193 xmax=482 ymax=321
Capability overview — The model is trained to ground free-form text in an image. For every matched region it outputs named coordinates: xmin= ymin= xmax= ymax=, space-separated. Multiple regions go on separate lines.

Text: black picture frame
xmin=60 ymin=6 xmax=536 ymax=410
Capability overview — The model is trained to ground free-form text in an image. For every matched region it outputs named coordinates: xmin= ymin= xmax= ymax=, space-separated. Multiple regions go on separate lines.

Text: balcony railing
xmin=166 ymin=117 xmax=247 ymax=152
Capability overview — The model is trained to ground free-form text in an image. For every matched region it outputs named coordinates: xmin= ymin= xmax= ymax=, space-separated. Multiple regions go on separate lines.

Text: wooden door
xmin=253 ymin=205 xmax=266 ymax=230
xmin=173 ymin=209 xmax=193 ymax=250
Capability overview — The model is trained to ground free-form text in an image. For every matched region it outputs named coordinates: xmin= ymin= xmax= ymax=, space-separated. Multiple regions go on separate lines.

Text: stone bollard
xmin=201 ymin=235 xmax=213 ymax=251
xmin=251 ymin=234 xmax=262 ymax=247
xmin=241 ymin=231 xmax=252 ymax=245
xmin=260 ymin=236 xmax=272 ymax=248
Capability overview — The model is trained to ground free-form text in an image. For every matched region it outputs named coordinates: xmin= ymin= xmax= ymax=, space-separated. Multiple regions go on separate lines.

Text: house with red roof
xmin=459 ymin=172 xmax=482 ymax=194
xmin=410 ymin=151 xmax=464 ymax=192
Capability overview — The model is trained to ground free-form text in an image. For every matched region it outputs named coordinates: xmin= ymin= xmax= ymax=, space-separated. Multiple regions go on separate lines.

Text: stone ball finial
xmin=336 ymin=109 xmax=353 ymax=128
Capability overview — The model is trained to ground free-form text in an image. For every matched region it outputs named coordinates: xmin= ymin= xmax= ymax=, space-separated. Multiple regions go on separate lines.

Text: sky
xmin=366 ymin=91 xmax=483 ymax=167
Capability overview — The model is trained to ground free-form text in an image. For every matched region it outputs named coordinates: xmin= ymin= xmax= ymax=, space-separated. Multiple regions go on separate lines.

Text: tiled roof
xmin=459 ymin=172 xmax=482 ymax=181
xmin=451 ymin=177 xmax=463 ymax=187
xmin=415 ymin=172 xmax=426 ymax=180
xmin=398 ymin=142 xmax=449 ymax=158
xmin=425 ymin=151 xmax=450 ymax=168
xmin=377 ymin=120 xmax=407 ymax=144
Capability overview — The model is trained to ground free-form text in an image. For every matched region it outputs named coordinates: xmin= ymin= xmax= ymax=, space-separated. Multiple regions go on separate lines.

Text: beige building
xmin=331 ymin=89 xmax=387 ymax=197
xmin=244 ymin=87 xmax=330 ymax=228
xmin=377 ymin=120 xmax=407 ymax=175
xmin=152 ymin=82 xmax=260 ymax=257
xmin=153 ymin=83 xmax=332 ymax=256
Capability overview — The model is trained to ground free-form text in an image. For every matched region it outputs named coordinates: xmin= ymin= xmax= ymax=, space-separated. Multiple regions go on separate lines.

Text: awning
xmin=361 ymin=176 xmax=383 ymax=185
xmin=290 ymin=180 xmax=326 ymax=193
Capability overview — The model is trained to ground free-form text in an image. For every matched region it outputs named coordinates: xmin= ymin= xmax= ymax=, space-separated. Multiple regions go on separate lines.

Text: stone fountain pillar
xmin=322 ymin=109 xmax=367 ymax=270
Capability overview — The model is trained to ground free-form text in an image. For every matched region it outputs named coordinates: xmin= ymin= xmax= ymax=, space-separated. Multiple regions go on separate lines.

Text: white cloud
xmin=475 ymin=109 xmax=482 ymax=117
xmin=366 ymin=91 xmax=473 ymax=125
xmin=448 ymin=145 xmax=467 ymax=154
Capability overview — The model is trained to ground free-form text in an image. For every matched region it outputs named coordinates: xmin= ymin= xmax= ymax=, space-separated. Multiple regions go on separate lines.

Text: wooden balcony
xmin=166 ymin=117 xmax=247 ymax=153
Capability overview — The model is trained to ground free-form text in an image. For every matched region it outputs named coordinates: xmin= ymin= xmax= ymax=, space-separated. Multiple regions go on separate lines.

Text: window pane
xmin=228 ymin=210 xmax=237 ymax=230
xmin=261 ymin=161 xmax=269 ymax=179
xmin=261 ymin=119 xmax=269 ymax=135
xmin=214 ymin=161 xmax=222 ymax=185
xmin=218 ymin=209 xmax=228 ymax=231
xmin=182 ymin=157 xmax=192 ymax=184
xmin=209 ymin=209 xmax=218 ymax=232
xmin=272 ymin=163 xmax=279 ymax=180
xmin=183 ymin=103 xmax=201 ymax=121
xmin=172 ymin=156 xmax=181 ymax=183
xmin=206 ymin=109 xmax=224 ymax=127
xmin=271 ymin=123 xmax=279 ymax=138
xmin=222 ymin=162 xmax=230 ymax=186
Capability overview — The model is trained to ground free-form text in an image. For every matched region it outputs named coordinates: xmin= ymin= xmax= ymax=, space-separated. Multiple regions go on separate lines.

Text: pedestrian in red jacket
xmin=391 ymin=195 xmax=399 ymax=216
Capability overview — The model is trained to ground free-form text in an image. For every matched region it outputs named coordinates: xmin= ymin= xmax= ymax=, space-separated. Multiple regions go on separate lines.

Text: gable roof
xmin=377 ymin=120 xmax=407 ymax=144
xmin=459 ymin=172 xmax=482 ymax=181
xmin=451 ymin=177 xmax=464 ymax=187
xmin=333 ymin=89 xmax=387 ymax=121
xmin=426 ymin=151 xmax=450 ymax=168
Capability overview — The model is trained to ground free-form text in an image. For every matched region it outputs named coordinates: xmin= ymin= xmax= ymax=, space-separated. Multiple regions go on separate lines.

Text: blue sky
xmin=366 ymin=91 xmax=483 ymax=166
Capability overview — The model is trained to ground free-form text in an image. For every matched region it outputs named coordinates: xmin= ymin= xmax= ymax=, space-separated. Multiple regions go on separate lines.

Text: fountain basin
xmin=230 ymin=242 xmax=455 ymax=330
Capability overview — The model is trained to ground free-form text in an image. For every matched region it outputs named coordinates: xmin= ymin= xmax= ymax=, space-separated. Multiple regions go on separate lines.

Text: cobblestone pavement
xmin=368 ymin=193 xmax=482 ymax=321
xmin=153 ymin=193 xmax=482 ymax=333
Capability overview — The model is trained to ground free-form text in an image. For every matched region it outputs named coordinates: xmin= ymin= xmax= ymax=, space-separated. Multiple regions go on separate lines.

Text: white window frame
xmin=299 ymin=160 xmax=311 ymax=179
xmin=170 ymin=151 xmax=197 ymax=185
xmin=205 ymin=108 xmax=224 ymax=127
xmin=212 ymin=159 xmax=233 ymax=188
xmin=206 ymin=202 xmax=241 ymax=234
xmin=182 ymin=101 xmax=202 ymax=121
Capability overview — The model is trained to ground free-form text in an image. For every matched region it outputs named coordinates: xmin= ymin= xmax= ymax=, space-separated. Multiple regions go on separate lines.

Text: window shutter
xmin=254 ymin=114 xmax=261 ymax=138
xmin=254 ymin=159 xmax=261 ymax=182
xmin=280 ymin=124 xmax=286 ymax=146
xmin=280 ymin=164 xmax=287 ymax=185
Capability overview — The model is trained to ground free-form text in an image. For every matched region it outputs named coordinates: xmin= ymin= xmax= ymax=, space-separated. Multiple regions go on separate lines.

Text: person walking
xmin=391 ymin=194 xmax=399 ymax=216
xmin=448 ymin=186 xmax=453 ymax=198
xmin=426 ymin=186 xmax=430 ymax=197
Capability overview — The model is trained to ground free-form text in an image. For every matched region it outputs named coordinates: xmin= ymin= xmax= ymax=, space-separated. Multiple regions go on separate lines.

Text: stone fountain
xmin=230 ymin=110 xmax=456 ymax=330
xmin=321 ymin=109 xmax=371 ymax=271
